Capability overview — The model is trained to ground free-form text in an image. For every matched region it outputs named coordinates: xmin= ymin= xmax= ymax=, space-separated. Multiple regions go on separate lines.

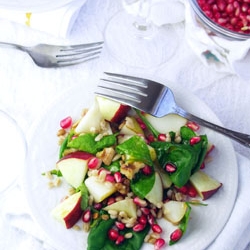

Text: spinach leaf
xmin=68 ymin=133 xmax=116 ymax=154
xmin=75 ymin=182 xmax=89 ymax=210
xmin=104 ymin=160 xmax=120 ymax=173
xmin=116 ymin=135 xmax=153 ymax=166
xmin=131 ymin=171 xmax=155 ymax=199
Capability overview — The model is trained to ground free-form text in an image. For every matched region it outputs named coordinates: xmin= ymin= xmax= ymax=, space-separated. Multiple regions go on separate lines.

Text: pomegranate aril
xmin=82 ymin=209 xmax=92 ymax=223
xmin=151 ymin=224 xmax=163 ymax=234
xmin=60 ymin=116 xmax=72 ymax=129
xmin=187 ymin=121 xmax=200 ymax=131
xmin=88 ymin=157 xmax=101 ymax=169
xmin=154 ymin=238 xmax=165 ymax=250
xmin=114 ymin=172 xmax=122 ymax=183
xmin=190 ymin=136 xmax=201 ymax=145
xmin=158 ymin=133 xmax=167 ymax=142
xmin=170 ymin=228 xmax=183 ymax=242
xmin=133 ymin=197 xmax=147 ymax=207
xmin=148 ymin=214 xmax=155 ymax=225
xmin=105 ymin=174 xmax=115 ymax=183
xmin=108 ymin=228 xmax=119 ymax=241
xmin=133 ymin=223 xmax=146 ymax=232
xmin=115 ymin=235 xmax=125 ymax=245
xmin=142 ymin=165 xmax=152 ymax=175
xmin=138 ymin=214 xmax=147 ymax=225
xmin=141 ymin=207 xmax=150 ymax=215
xmin=165 ymin=163 xmax=177 ymax=173
xmin=115 ymin=221 xmax=125 ymax=230
xmin=188 ymin=185 xmax=198 ymax=197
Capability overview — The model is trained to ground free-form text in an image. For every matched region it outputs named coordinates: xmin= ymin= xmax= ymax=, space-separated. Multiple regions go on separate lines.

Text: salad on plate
xmin=44 ymin=96 xmax=222 ymax=250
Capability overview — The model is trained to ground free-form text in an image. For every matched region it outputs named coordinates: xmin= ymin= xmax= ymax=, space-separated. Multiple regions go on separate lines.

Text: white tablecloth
xmin=0 ymin=0 xmax=249 ymax=249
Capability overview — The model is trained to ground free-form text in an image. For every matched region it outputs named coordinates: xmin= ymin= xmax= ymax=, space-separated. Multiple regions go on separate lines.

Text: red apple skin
xmin=110 ymin=105 xmax=131 ymax=123
xmin=64 ymin=196 xmax=82 ymax=229
xmin=58 ymin=151 xmax=94 ymax=162
xmin=200 ymin=184 xmax=222 ymax=200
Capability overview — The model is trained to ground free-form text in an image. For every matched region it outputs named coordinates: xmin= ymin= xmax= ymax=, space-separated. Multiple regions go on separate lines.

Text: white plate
xmin=22 ymin=77 xmax=238 ymax=250
xmin=0 ymin=0 xmax=84 ymax=12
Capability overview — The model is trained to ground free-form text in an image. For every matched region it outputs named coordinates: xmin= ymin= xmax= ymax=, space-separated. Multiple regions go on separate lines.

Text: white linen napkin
xmin=184 ymin=1 xmax=250 ymax=81
xmin=0 ymin=0 xmax=86 ymax=37
xmin=1 ymin=153 xmax=250 ymax=250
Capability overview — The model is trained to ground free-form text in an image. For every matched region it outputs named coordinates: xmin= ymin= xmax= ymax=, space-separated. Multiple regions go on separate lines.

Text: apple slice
xmin=103 ymin=198 xmax=137 ymax=218
xmin=57 ymin=151 xmax=93 ymax=188
xmin=51 ymin=191 xmax=82 ymax=229
xmin=189 ymin=170 xmax=222 ymax=200
xmin=75 ymin=99 xmax=110 ymax=134
xmin=163 ymin=200 xmax=188 ymax=225
xmin=119 ymin=116 xmax=144 ymax=136
xmin=155 ymin=165 xmax=172 ymax=188
xmin=143 ymin=113 xmax=187 ymax=133
xmin=85 ymin=176 xmax=116 ymax=203
xmin=145 ymin=172 xmax=163 ymax=206
xmin=96 ymin=96 xmax=130 ymax=123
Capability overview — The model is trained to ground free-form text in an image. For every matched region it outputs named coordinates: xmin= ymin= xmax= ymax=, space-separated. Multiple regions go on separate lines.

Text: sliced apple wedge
xmin=103 ymin=198 xmax=137 ymax=218
xmin=143 ymin=113 xmax=187 ymax=133
xmin=57 ymin=151 xmax=93 ymax=188
xmin=163 ymin=200 xmax=188 ymax=225
xmin=189 ymin=170 xmax=222 ymax=200
xmin=96 ymin=96 xmax=130 ymax=123
xmin=51 ymin=191 xmax=82 ymax=229
xmin=85 ymin=176 xmax=116 ymax=203
xmin=119 ymin=116 xmax=144 ymax=136
xmin=145 ymin=172 xmax=163 ymax=206
xmin=75 ymin=99 xmax=108 ymax=134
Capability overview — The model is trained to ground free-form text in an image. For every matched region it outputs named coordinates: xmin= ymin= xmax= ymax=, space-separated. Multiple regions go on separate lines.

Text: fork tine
xmin=60 ymin=41 xmax=104 ymax=51
xmin=56 ymin=51 xmax=101 ymax=66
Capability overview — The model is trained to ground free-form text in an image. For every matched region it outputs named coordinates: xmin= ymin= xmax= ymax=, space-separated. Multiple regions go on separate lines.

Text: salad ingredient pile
xmin=45 ymin=96 xmax=222 ymax=250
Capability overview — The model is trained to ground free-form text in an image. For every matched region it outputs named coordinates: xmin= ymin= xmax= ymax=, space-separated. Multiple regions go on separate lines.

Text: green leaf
xmin=131 ymin=171 xmax=155 ymax=199
xmin=75 ymin=182 xmax=89 ymax=210
xmin=68 ymin=133 xmax=116 ymax=155
xmin=116 ymin=135 xmax=153 ymax=166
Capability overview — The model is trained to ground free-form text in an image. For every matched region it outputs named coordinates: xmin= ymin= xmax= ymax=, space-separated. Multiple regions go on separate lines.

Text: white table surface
xmin=0 ymin=0 xmax=249 ymax=249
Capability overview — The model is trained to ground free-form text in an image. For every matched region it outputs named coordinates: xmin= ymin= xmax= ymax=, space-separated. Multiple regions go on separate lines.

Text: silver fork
xmin=95 ymin=72 xmax=250 ymax=148
xmin=0 ymin=41 xmax=103 ymax=68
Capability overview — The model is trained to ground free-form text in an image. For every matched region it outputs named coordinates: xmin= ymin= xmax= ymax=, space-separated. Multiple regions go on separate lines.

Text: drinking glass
xmin=104 ymin=0 xmax=178 ymax=68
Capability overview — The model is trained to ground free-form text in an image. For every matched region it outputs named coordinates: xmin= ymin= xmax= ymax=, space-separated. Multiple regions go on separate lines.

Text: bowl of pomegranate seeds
xmin=189 ymin=0 xmax=250 ymax=40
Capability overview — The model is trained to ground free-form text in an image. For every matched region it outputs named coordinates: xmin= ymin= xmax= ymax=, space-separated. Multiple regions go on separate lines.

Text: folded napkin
xmin=0 ymin=0 xmax=86 ymax=37
xmin=184 ymin=1 xmax=250 ymax=81
xmin=1 ymin=153 xmax=250 ymax=250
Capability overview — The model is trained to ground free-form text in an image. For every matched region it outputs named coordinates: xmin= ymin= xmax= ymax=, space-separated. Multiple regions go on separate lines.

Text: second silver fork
xmin=0 ymin=41 xmax=103 ymax=67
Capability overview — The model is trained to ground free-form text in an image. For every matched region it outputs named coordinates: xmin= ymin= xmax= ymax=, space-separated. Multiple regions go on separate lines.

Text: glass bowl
xmin=189 ymin=0 xmax=250 ymax=41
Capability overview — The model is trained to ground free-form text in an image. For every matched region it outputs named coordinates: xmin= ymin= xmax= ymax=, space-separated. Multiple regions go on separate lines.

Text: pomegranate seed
xmin=142 ymin=165 xmax=152 ymax=175
xmin=133 ymin=197 xmax=147 ymax=207
xmin=105 ymin=174 xmax=115 ymax=183
xmin=170 ymin=228 xmax=183 ymax=242
xmin=165 ymin=163 xmax=177 ymax=173
xmin=93 ymin=203 xmax=102 ymax=210
xmin=158 ymin=133 xmax=167 ymax=141
xmin=136 ymin=118 xmax=147 ymax=130
xmin=82 ymin=209 xmax=91 ymax=223
xmin=187 ymin=121 xmax=200 ymax=131
xmin=175 ymin=185 xmax=188 ymax=194
xmin=108 ymin=229 xmax=119 ymax=241
xmin=115 ymin=235 xmax=125 ymax=245
xmin=115 ymin=221 xmax=125 ymax=230
xmin=114 ymin=172 xmax=122 ymax=183
xmin=147 ymin=134 xmax=155 ymax=143
xmin=187 ymin=185 xmax=198 ymax=197
xmin=133 ymin=223 xmax=146 ymax=232
xmin=190 ymin=136 xmax=201 ymax=145
xmin=98 ymin=168 xmax=111 ymax=176
xmin=151 ymin=224 xmax=163 ymax=234
xmin=154 ymin=238 xmax=165 ymax=250
xmin=88 ymin=157 xmax=101 ymax=169
xmin=60 ymin=116 xmax=72 ymax=129
xmin=147 ymin=214 xmax=155 ymax=225
xmin=107 ymin=197 xmax=116 ymax=205
xmin=140 ymin=207 xmax=150 ymax=215
xmin=138 ymin=214 xmax=147 ymax=225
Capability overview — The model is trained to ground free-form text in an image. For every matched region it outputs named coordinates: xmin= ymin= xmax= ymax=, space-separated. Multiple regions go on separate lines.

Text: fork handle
xmin=176 ymin=108 xmax=250 ymax=148
xmin=0 ymin=42 xmax=26 ymax=51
